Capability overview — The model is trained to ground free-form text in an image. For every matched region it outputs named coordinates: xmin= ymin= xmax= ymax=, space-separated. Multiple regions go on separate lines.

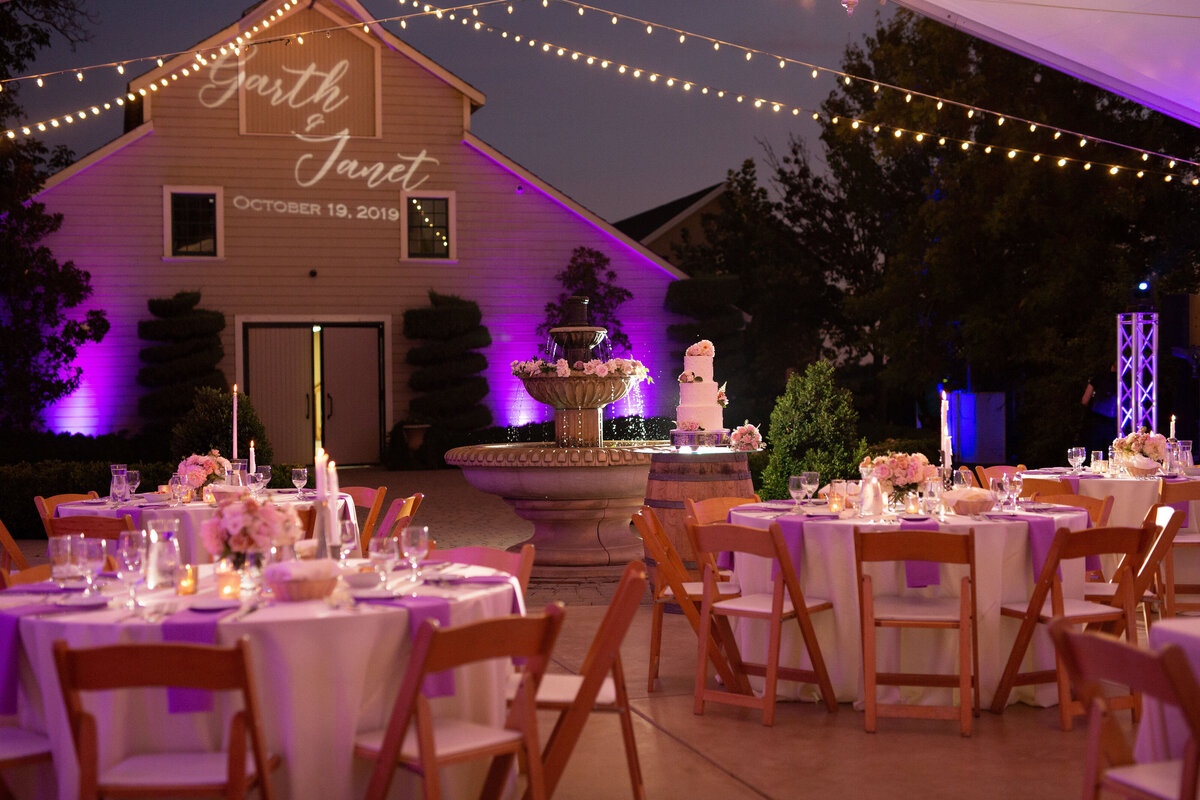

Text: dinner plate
xmin=56 ymin=594 xmax=111 ymax=609
xmin=80 ymin=499 xmax=108 ymax=505
xmin=1022 ymin=503 xmax=1056 ymax=511
xmin=351 ymin=588 xmax=395 ymax=600
xmin=897 ymin=514 xmax=932 ymax=521
xmin=189 ymin=598 xmax=241 ymax=612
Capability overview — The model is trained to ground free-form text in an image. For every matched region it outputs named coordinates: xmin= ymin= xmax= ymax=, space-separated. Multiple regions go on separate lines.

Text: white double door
xmin=243 ymin=322 xmax=385 ymax=465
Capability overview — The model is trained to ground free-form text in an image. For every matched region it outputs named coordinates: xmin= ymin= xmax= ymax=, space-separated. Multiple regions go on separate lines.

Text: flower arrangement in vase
xmin=1113 ymin=427 xmax=1168 ymax=476
xmin=199 ymin=495 xmax=303 ymax=569
xmin=510 ymin=357 xmax=652 ymax=382
xmin=859 ymin=452 xmax=939 ymax=495
xmin=731 ymin=421 xmax=762 ymax=451
xmin=178 ymin=449 xmax=232 ymax=489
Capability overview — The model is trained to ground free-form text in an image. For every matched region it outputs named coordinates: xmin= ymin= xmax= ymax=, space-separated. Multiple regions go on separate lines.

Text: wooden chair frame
xmin=1035 ymin=493 xmax=1115 ymax=528
xmin=34 ymin=492 xmax=99 ymax=538
xmin=341 ymin=486 xmax=387 ymax=552
xmin=684 ymin=495 xmax=759 ymax=585
xmin=0 ymin=518 xmax=30 ymax=573
xmin=0 ymin=726 xmax=51 ymax=800
xmin=632 ymin=508 xmax=747 ymax=696
xmin=690 ymin=520 xmax=837 ymax=725
xmin=355 ymin=604 xmax=565 ymax=800
xmin=1019 ymin=477 xmax=1073 ymax=498
xmin=974 ymin=465 xmax=1027 ymax=491
xmin=1049 ymin=619 xmax=1200 ymax=800
xmin=854 ymin=528 xmax=980 ymax=736
xmin=371 ymin=493 xmax=425 ymax=550
xmin=1158 ymin=478 xmax=1200 ymax=616
xmin=437 ymin=544 xmax=535 ymax=595
xmin=1085 ymin=505 xmax=1183 ymax=632
xmin=44 ymin=515 xmax=135 ymax=540
xmin=530 ymin=561 xmax=647 ymax=799
xmin=990 ymin=524 xmax=1148 ymax=730
xmin=52 ymin=637 xmax=278 ymax=800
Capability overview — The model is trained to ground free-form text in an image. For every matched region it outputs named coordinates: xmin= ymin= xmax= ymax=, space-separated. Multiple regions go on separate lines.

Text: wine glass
xmin=125 ymin=469 xmax=141 ymax=502
xmin=400 ymin=525 xmax=431 ymax=581
xmin=48 ymin=536 xmax=78 ymax=587
xmin=109 ymin=472 xmax=128 ymax=508
xmin=368 ymin=537 xmax=398 ymax=584
xmin=1008 ymin=472 xmax=1024 ymax=510
xmin=990 ymin=475 xmax=1009 ymax=511
xmin=256 ymin=465 xmax=272 ymax=491
xmin=75 ymin=537 xmax=105 ymax=597
xmin=952 ymin=470 xmax=972 ymax=490
xmin=114 ymin=531 xmax=146 ymax=609
xmin=1068 ymin=447 xmax=1087 ymax=473
xmin=801 ymin=472 xmax=820 ymax=503
xmin=337 ymin=520 xmax=358 ymax=566
xmin=291 ymin=468 xmax=308 ymax=496
xmin=788 ymin=476 xmax=806 ymax=506
xmin=168 ymin=473 xmax=188 ymax=507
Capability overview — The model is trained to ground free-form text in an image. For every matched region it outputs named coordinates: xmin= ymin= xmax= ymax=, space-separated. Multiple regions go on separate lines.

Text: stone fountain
xmin=444 ymin=297 xmax=658 ymax=566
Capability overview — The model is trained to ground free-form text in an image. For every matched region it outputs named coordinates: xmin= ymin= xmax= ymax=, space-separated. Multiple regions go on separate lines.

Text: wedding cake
xmin=671 ymin=340 xmax=730 ymax=446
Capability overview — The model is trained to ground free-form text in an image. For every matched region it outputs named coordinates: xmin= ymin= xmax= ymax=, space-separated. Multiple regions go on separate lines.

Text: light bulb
xmin=937 ymin=101 xmax=943 ymax=110
xmin=905 ymin=93 xmax=911 ymax=102
xmin=984 ymin=146 xmax=992 ymax=153
xmin=36 ymin=77 xmax=43 ymax=87
xmin=117 ymin=64 xmax=125 ymax=74
xmin=1033 ymin=154 xmax=1041 ymax=162
xmin=1110 ymin=166 xmax=1119 ymax=175
xmin=1058 ymin=158 xmax=1066 ymax=167
xmin=76 ymin=71 xmax=83 ymax=81
xmin=812 ymin=69 xmax=818 ymax=79
xmin=893 ymin=129 xmax=902 ymax=138
xmin=1029 ymin=124 xmax=1037 ymax=132
xmin=1007 ymin=150 xmax=1016 ymax=158
xmin=1084 ymin=163 xmax=1092 ymax=170
xmin=915 ymin=133 xmax=924 ymax=142
xmin=872 ymin=84 xmax=879 ymax=92
xmin=998 ymin=116 xmax=1005 ymax=125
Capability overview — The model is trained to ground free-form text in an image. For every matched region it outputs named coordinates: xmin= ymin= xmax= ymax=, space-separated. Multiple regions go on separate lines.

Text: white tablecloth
xmin=1 ymin=565 xmax=517 ymax=800
xmin=1132 ymin=617 xmax=1200 ymax=762
xmin=56 ymin=490 xmax=360 ymax=563
xmin=727 ymin=503 xmax=1091 ymax=707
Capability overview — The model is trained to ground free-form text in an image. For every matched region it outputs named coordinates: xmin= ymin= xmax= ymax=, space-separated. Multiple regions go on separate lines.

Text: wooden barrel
xmin=643 ymin=451 xmax=755 ymax=562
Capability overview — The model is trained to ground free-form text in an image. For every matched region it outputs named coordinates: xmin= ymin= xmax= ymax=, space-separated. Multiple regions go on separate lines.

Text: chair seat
xmin=0 ymin=727 xmax=51 ymax=760
xmin=101 ymin=751 xmax=260 ymax=787
xmin=1001 ymin=597 xmax=1126 ymax=621
xmin=662 ymin=580 xmax=740 ymax=600
xmin=356 ymin=718 xmax=523 ymax=761
xmin=1083 ymin=582 xmax=1157 ymax=602
xmin=505 ymin=672 xmax=618 ymax=707
xmin=873 ymin=594 xmax=964 ymax=623
xmin=1104 ymin=758 xmax=1193 ymax=799
xmin=714 ymin=592 xmax=831 ymax=615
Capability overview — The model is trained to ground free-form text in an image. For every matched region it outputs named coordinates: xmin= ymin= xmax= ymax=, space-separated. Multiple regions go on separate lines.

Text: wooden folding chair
xmin=0 ymin=725 xmax=51 ymax=800
xmin=354 ymin=604 xmax=565 ymax=800
xmin=1035 ymin=493 xmax=1115 ymax=528
xmin=45 ymin=515 xmax=135 ymax=540
xmin=0 ymin=518 xmax=30 ymax=572
xmin=684 ymin=495 xmax=758 ymax=584
xmin=689 ymin=520 xmax=837 ymax=725
xmin=1020 ymin=477 xmax=1073 ymax=498
xmin=632 ymin=508 xmax=744 ymax=695
xmin=371 ymin=493 xmax=425 ymax=550
xmin=974 ymin=464 xmax=1027 ymax=490
xmin=53 ymin=637 xmax=279 ymax=800
xmin=341 ymin=486 xmax=387 ymax=551
xmin=854 ymin=527 xmax=979 ymax=736
xmin=1049 ymin=618 xmax=1200 ymax=800
xmin=1 ymin=564 xmax=52 ymax=589
xmin=34 ymin=492 xmax=99 ymax=538
xmin=512 ymin=561 xmax=648 ymax=799
xmin=438 ymin=544 xmax=536 ymax=595
xmin=1085 ymin=505 xmax=1183 ymax=632
xmin=1158 ymin=478 xmax=1200 ymax=616
xmin=990 ymin=525 xmax=1146 ymax=730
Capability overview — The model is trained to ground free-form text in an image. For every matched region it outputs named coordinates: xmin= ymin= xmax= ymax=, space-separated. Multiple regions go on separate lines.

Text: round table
xmin=1 ymin=564 xmax=517 ymax=800
xmin=727 ymin=502 xmax=1091 ymax=707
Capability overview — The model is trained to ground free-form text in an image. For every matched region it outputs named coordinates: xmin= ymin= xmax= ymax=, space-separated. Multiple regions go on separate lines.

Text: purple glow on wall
xmin=43 ymin=365 xmax=123 ymax=435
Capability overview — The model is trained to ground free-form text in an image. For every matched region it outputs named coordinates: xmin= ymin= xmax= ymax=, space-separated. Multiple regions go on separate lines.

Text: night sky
xmin=13 ymin=0 xmax=893 ymax=221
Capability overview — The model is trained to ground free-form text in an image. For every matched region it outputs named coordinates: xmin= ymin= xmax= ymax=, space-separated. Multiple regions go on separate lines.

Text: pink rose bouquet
xmin=511 ymin=357 xmax=652 ymax=383
xmin=859 ymin=452 xmax=938 ymax=493
xmin=686 ymin=340 xmax=715 ymax=357
xmin=178 ymin=449 xmax=232 ymax=489
xmin=678 ymin=420 xmax=703 ymax=432
xmin=199 ymin=495 xmax=303 ymax=568
xmin=731 ymin=421 xmax=762 ymax=451
xmin=1113 ymin=428 xmax=1168 ymax=462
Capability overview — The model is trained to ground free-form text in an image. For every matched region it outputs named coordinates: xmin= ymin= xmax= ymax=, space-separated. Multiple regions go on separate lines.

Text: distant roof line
xmin=613 ymin=182 xmax=725 ymax=243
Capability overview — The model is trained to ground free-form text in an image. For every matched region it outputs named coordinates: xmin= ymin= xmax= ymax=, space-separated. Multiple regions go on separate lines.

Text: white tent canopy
xmin=891 ymin=0 xmax=1200 ymax=128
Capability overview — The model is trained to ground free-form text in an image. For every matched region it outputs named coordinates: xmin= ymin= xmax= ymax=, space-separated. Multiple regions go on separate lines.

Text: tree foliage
xmin=538 ymin=246 xmax=634 ymax=353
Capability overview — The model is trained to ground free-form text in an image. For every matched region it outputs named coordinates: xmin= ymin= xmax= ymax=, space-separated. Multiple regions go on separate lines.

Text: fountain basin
xmin=445 ymin=442 xmax=664 ymax=565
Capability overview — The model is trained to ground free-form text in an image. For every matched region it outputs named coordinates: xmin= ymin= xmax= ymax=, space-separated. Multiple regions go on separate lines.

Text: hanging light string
xmin=4 ymin=0 xmax=1197 ymax=184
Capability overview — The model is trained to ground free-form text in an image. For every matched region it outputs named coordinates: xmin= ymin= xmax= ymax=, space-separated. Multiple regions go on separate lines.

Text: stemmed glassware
xmin=75 ymin=537 xmax=105 ymax=597
xmin=368 ymin=537 xmax=398 ymax=586
xmin=48 ymin=536 xmax=78 ymax=587
xmin=336 ymin=521 xmax=358 ymax=566
xmin=291 ymin=468 xmax=308 ymax=496
xmin=256 ymin=465 xmax=272 ymax=492
xmin=168 ymin=473 xmax=188 ymax=507
xmin=400 ymin=525 xmax=431 ymax=582
xmin=114 ymin=531 xmax=146 ymax=609
xmin=109 ymin=470 xmax=127 ymax=508
xmin=990 ymin=475 xmax=1009 ymax=512
xmin=801 ymin=472 xmax=819 ymax=503
xmin=1008 ymin=472 xmax=1024 ymax=510
xmin=1068 ymin=447 xmax=1087 ymax=474
xmin=125 ymin=469 xmax=140 ymax=502
xmin=788 ymin=476 xmax=806 ymax=505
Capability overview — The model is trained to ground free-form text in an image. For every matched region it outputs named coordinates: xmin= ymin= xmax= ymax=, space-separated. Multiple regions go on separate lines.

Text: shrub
xmin=760 ymin=361 xmax=869 ymax=499
xmin=170 ymin=386 xmax=273 ymax=466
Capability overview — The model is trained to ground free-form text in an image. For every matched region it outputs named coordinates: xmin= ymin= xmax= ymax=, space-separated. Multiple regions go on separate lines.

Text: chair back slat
xmin=437 ymin=544 xmax=535 ymax=594
xmin=1036 ymin=493 xmax=1114 ymax=527
xmin=689 ymin=521 xmax=778 ymax=562
xmin=341 ymin=486 xmax=387 ymax=548
xmin=421 ymin=606 xmax=564 ymax=674
xmin=54 ymin=641 xmax=248 ymax=692
xmin=1055 ymin=526 xmax=1143 ymax=563
xmin=372 ymin=493 xmax=424 ymax=549
xmin=45 ymin=515 xmax=135 ymax=540
xmin=1020 ymin=477 xmax=1073 ymax=497
xmin=1159 ymin=478 xmax=1200 ymax=506
xmin=855 ymin=529 xmax=973 ymax=565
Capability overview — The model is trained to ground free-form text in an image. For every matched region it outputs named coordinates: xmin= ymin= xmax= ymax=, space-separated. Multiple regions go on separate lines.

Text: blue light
xmin=1138 ymin=281 xmax=1149 ymax=291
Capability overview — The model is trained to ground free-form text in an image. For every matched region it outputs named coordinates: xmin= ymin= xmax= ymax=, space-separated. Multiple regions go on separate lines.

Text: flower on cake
xmin=199 ymin=494 xmax=303 ymax=567
xmin=686 ymin=340 xmax=715 ymax=357
xmin=511 ymin=357 xmax=651 ymax=382
xmin=717 ymin=382 xmax=728 ymax=408
xmin=678 ymin=370 xmax=702 ymax=383
xmin=731 ymin=421 xmax=762 ymax=451
xmin=1113 ymin=427 xmax=1168 ymax=462
xmin=678 ymin=420 xmax=703 ymax=432
xmin=178 ymin=449 xmax=231 ymax=489
xmin=859 ymin=452 xmax=939 ymax=494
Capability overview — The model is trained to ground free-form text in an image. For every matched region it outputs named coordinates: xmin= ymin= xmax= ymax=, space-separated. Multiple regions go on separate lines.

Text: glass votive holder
xmin=175 ymin=564 xmax=198 ymax=595
xmin=904 ymin=491 xmax=921 ymax=514
xmin=215 ymin=563 xmax=241 ymax=600
xmin=828 ymin=479 xmax=847 ymax=513
xmin=202 ymin=485 xmax=215 ymax=503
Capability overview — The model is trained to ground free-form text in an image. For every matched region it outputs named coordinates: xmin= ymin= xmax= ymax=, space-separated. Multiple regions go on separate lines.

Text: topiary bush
xmin=137 ymin=291 xmax=227 ymax=438
xmin=760 ymin=361 xmax=869 ymax=499
xmin=170 ymin=386 xmax=273 ymax=466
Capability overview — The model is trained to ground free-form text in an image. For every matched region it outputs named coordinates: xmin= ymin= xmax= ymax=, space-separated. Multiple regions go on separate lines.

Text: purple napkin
xmin=437 ymin=574 xmax=525 ymax=614
xmin=0 ymin=581 xmax=83 ymax=594
xmin=1022 ymin=514 xmax=1062 ymax=580
xmin=161 ymin=606 xmax=240 ymax=712
xmin=0 ymin=603 xmax=65 ymax=714
xmin=899 ymin=518 xmax=941 ymax=587
xmin=356 ymin=595 xmax=455 ymax=697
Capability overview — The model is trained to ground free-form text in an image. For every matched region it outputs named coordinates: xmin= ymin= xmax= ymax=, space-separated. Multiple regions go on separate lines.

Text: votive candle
xmin=216 ymin=569 xmax=240 ymax=599
xmin=175 ymin=564 xmax=198 ymax=595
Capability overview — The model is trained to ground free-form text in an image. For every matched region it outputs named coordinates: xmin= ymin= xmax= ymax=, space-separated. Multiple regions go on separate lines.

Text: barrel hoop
xmin=646 ymin=471 xmax=752 ymax=483
xmin=643 ymin=498 xmax=687 ymax=510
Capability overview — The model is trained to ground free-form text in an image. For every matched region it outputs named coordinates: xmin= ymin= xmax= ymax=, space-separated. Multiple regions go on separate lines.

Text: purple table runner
xmin=356 ymin=595 xmax=455 ymax=697
xmin=0 ymin=603 xmax=71 ymax=714
xmin=899 ymin=518 xmax=941 ymax=587
xmin=437 ymin=574 xmax=525 ymax=615
xmin=0 ymin=581 xmax=83 ymax=595
xmin=161 ymin=606 xmax=241 ymax=712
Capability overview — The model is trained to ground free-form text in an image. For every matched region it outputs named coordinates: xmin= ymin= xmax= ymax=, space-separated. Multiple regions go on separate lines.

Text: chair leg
xmin=612 ymin=658 xmax=646 ymax=800
xmin=1164 ymin=548 xmax=1178 ymax=618
xmin=959 ymin=595 xmax=972 ymax=737
xmin=694 ymin=596 xmax=712 ymax=716
xmin=648 ymin=602 xmax=663 ymax=693
xmin=762 ymin=614 xmax=782 ymax=727
xmin=1056 ymin=647 xmax=1075 ymax=733
xmin=863 ymin=620 xmax=877 ymax=733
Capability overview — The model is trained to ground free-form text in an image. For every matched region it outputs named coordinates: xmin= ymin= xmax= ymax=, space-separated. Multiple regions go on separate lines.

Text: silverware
xmin=230 ymin=599 xmax=269 ymax=621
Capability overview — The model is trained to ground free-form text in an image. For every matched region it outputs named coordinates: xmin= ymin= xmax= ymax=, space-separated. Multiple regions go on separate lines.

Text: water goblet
xmin=115 ymin=531 xmax=146 ymax=609
xmin=48 ymin=535 xmax=78 ymax=587
xmin=1068 ymin=447 xmax=1087 ymax=473
xmin=256 ymin=465 xmax=272 ymax=491
xmin=990 ymin=475 xmax=1009 ymax=511
xmin=292 ymin=468 xmax=308 ymax=496
xmin=337 ymin=520 xmax=358 ymax=566
xmin=168 ymin=473 xmax=188 ymax=506
xmin=1008 ymin=473 xmax=1024 ymax=510
xmin=801 ymin=472 xmax=820 ymax=503
xmin=125 ymin=469 xmax=141 ymax=502
xmin=109 ymin=472 xmax=128 ymax=508
xmin=952 ymin=470 xmax=972 ymax=490
xmin=368 ymin=537 xmax=398 ymax=585
xmin=788 ymin=476 xmax=806 ymax=506
xmin=400 ymin=525 xmax=431 ymax=581
xmin=75 ymin=537 xmax=106 ymax=597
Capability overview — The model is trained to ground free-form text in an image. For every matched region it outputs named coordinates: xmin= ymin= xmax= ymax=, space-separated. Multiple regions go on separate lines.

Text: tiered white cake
xmin=672 ymin=340 xmax=729 ymax=446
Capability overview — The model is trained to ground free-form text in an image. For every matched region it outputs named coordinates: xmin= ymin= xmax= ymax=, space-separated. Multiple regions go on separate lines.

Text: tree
xmin=538 ymin=247 xmax=634 ymax=353
xmin=772 ymin=10 xmax=1200 ymax=464
xmin=0 ymin=0 xmax=104 ymax=430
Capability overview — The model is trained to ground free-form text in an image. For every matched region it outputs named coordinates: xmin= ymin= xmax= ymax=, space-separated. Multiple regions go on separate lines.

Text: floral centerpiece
xmin=731 ymin=421 xmax=762 ymax=452
xmin=199 ymin=495 xmax=303 ymax=569
xmin=510 ymin=356 xmax=652 ymax=382
xmin=1113 ymin=427 xmax=1168 ymax=476
xmin=178 ymin=449 xmax=231 ymax=489
xmin=859 ymin=452 xmax=939 ymax=494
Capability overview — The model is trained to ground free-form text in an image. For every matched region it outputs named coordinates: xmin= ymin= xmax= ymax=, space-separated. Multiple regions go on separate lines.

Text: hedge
xmin=138 ymin=337 xmax=222 ymax=364
xmin=409 ymin=354 xmax=489 ymax=391
xmin=137 ymin=310 xmax=226 ymax=341
xmin=146 ymin=291 xmax=202 ymax=318
xmin=408 ymin=377 xmax=489 ymax=417
xmin=406 ymin=326 xmax=493 ymax=365
xmin=136 ymin=347 xmax=226 ymax=387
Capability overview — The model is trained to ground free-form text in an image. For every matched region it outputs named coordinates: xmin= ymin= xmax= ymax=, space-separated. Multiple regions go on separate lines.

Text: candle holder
xmin=175 ymin=564 xmax=198 ymax=595
xmin=215 ymin=560 xmax=241 ymax=600
xmin=904 ymin=492 xmax=921 ymax=514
